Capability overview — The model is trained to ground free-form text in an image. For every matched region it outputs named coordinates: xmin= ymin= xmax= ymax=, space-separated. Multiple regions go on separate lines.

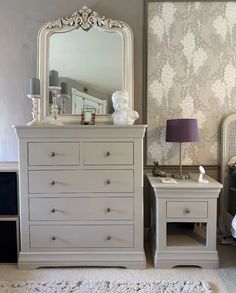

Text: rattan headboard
xmin=220 ymin=113 xmax=236 ymax=233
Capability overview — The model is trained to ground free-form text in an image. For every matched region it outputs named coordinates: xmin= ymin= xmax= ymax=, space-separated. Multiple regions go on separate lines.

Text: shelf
xmin=0 ymin=216 xmax=19 ymax=221
xmin=167 ymin=223 xmax=206 ymax=247
xmin=0 ymin=221 xmax=18 ymax=262
xmin=0 ymin=162 xmax=18 ymax=172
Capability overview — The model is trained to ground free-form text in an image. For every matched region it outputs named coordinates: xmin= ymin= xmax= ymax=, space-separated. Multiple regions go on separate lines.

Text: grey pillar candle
xmin=60 ymin=82 xmax=68 ymax=94
xmin=49 ymin=70 xmax=59 ymax=86
xmin=29 ymin=78 xmax=40 ymax=95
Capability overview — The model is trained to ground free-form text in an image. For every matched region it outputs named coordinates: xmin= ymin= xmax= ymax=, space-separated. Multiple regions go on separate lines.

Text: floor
xmin=0 ymin=245 xmax=235 ymax=293
xmin=216 ymin=244 xmax=236 ymax=293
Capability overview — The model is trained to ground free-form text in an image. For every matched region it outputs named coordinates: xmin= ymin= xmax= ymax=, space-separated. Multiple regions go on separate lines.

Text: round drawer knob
xmin=50 ymin=152 xmax=56 ymax=157
xmin=106 ymin=179 xmax=111 ymax=185
xmin=184 ymin=208 xmax=190 ymax=214
xmin=106 ymin=151 xmax=111 ymax=157
xmin=106 ymin=207 xmax=112 ymax=213
xmin=50 ymin=208 xmax=57 ymax=213
xmin=51 ymin=236 xmax=57 ymax=241
xmin=50 ymin=180 xmax=56 ymax=186
xmin=106 ymin=235 xmax=112 ymax=241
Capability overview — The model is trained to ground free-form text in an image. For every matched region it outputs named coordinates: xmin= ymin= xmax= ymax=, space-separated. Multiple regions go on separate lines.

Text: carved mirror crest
xmin=37 ymin=6 xmax=134 ymax=123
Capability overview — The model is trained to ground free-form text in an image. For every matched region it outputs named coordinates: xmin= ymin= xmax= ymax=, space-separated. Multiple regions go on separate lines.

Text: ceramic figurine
xmin=112 ymin=91 xmax=139 ymax=125
xmin=152 ymin=161 xmax=166 ymax=177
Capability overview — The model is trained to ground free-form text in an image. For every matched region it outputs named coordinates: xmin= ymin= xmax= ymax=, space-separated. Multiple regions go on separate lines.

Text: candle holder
xmin=58 ymin=94 xmax=70 ymax=114
xmin=49 ymin=86 xmax=61 ymax=120
xmin=27 ymin=94 xmax=41 ymax=125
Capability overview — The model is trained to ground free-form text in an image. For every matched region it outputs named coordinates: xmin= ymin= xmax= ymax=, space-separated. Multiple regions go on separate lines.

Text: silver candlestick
xmin=49 ymin=86 xmax=61 ymax=120
xmin=27 ymin=94 xmax=41 ymax=125
xmin=59 ymin=94 xmax=70 ymax=114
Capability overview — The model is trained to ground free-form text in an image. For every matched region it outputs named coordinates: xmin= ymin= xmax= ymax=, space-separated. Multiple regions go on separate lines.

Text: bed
xmin=71 ymin=87 xmax=108 ymax=115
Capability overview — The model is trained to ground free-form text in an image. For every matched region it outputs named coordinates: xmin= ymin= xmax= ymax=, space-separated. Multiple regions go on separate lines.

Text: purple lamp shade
xmin=166 ymin=119 xmax=199 ymax=142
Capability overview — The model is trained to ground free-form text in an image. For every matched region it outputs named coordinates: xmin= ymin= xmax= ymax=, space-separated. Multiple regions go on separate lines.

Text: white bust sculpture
xmin=112 ymin=91 xmax=139 ymax=125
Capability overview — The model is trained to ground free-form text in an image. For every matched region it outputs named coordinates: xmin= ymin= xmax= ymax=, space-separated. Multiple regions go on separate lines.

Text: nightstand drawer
xmin=29 ymin=197 xmax=134 ymax=221
xmin=84 ymin=142 xmax=133 ymax=165
xmin=28 ymin=143 xmax=80 ymax=166
xmin=30 ymin=225 xmax=134 ymax=248
xmin=166 ymin=201 xmax=208 ymax=218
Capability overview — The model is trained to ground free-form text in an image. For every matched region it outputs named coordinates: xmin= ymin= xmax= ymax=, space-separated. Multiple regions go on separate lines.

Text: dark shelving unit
xmin=0 ymin=163 xmax=19 ymax=263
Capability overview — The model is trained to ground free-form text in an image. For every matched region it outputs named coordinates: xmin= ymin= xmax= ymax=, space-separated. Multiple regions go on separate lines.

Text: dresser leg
xmin=125 ymin=262 xmax=146 ymax=269
xmin=18 ymin=263 xmax=41 ymax=270
xmin=154 ymin=260 xmax=219 ymax=269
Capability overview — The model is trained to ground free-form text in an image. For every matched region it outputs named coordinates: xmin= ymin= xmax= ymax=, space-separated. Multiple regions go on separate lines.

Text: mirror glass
xmin=48 ymin=27 xmax=123 ymax=115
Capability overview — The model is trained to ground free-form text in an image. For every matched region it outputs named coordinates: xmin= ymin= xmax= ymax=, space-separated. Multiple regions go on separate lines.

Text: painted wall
xmin=0 ymin=0 xmax=144 ymax=161
xmin=147 ymin=2 xmax=236 ymax=166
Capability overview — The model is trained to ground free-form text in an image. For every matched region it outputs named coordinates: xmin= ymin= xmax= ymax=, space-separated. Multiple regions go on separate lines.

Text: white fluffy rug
xmin=0 ymin=280 xmax=212 ymax=293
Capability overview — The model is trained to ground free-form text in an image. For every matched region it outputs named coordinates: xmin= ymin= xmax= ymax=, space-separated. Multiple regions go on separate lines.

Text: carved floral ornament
xmin=46 ymin=6 xmax=124 ymax=31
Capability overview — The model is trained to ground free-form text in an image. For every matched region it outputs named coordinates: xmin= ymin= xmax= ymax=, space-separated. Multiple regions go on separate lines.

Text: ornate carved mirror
xmin=37 ymin=6 xmax=134 ymax=123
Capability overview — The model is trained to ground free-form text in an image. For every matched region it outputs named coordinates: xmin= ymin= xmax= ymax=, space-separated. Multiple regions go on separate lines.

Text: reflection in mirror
xmin=48 ymin=27 xmax=123 ymax=115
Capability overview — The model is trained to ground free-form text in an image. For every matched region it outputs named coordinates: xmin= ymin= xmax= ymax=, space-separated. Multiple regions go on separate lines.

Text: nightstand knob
xmin=106 ymin=235 xmax=112 ymax=241
xmin=106 ymin=179 xmax=111 ymax=185
xmin=184 ymin=208 xmax=190 ymax=214
xmin=50 ymin=180 xmax=56 ymax=185
xmin=51 ymin=236 xmax=57 ymax=241
xmin=50 ymin=152 xmax=56 ymax=157
xmin=106 ymin=207 xmax=112 ymax=213
xmin=50 ymin=208 xmax=57 ymax=213
xmin=106 ymin=151 xmax=111 ymax=157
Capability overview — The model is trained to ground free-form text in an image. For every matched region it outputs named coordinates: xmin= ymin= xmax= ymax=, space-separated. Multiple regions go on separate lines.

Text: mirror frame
xmin=37 ymin=6 xmax=134 ymax=123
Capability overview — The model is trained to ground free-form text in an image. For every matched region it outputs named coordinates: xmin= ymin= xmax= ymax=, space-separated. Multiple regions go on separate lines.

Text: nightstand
xmin=147 ymin=173 xmax=222 ymax=269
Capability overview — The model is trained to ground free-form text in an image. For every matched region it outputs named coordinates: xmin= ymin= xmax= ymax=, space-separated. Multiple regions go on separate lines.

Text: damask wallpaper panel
xmin=147 ymin=2 xmax=236 ymax=165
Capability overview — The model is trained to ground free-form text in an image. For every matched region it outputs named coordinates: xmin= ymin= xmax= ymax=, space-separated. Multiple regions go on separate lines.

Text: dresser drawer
xmin=30 ymin=225 xmax=133 ymax=248
xmin=166 ymin=201 xmax=208 ymax=218
xmin=29 ymin=170 xmax=133 ymax=193
xmin=29 ymin=197 xmax=133 ymax=221
xmin=84 ymin=142 xmax=133 ymax=165
xmin=28 ymin=143 xmax=80 ymax=166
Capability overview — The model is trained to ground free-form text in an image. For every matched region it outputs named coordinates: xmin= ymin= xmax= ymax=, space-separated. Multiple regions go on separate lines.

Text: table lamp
xmin=166 ymin=118 xmax=199 ymax=179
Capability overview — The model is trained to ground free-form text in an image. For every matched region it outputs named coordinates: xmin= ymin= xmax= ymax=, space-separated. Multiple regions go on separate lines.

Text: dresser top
xmin=146 ymin=173 xmax=223 ymax=191
xmin=14 ymin=124 xmax=147 ymax=139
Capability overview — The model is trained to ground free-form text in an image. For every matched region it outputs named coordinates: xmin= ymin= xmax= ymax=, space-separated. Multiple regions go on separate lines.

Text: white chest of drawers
xmin=14 ymin=125 xmax=147 ymax=269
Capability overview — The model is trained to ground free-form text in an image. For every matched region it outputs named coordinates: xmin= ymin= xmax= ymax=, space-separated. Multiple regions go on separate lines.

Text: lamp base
xmin=172 ymin=173 xmax=190 ymax=180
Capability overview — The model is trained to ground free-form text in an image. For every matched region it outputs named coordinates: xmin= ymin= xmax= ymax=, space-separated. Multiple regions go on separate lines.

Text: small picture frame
xmin=81 ymin=106 xmax=96 ymax=125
